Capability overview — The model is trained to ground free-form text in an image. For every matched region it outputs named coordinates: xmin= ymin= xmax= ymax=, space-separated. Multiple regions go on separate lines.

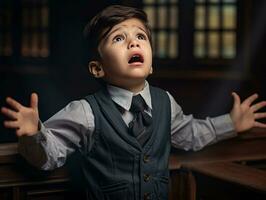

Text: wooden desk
xmin=169 ymin=128 xmax=266 ymax=200
xmin=0 ymin=128 xmax=266 ymax=200
xmin=0 ymin=143 xmax=73 ymax=200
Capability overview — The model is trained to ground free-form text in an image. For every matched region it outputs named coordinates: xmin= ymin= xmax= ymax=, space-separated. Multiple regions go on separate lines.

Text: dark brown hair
xmin=83 ymin=5 xmax=152 ymax=61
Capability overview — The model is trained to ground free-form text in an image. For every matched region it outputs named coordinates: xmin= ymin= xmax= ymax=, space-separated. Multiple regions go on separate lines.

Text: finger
xmin=243 ymin=93 xmax=259 ymax=107
xmin=16 ymin=129 xmax=24 ymax=137
xmin=3 ymin=120 xmax=19 ymax=129
xmin=232 ymin=92 xmax=241 ymax=107
xmin=30 ymin=93 xmax=38 ymax=110
xmin=6 ymin=97 xmax=23 ymax=111
xmin=254 ymin=112 xmax=266 ymax=119
xmin=254 ymin=121 xmax=266 ymax=129
xmin=1 ymin=107 xmax=18 ymax=120
xmin=251 ymin=101 xmax=266 ymax=112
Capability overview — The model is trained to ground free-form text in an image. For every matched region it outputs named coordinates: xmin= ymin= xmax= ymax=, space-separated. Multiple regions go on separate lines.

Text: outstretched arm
xmin=1 ymin=93 xmax=39 ymax=136
xmin=230 ymin=92 xmax=266 ymax=132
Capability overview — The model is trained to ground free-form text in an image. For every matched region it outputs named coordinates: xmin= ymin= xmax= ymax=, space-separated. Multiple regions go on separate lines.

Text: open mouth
xmin=128 ymin=54 xmax=144 ymax=64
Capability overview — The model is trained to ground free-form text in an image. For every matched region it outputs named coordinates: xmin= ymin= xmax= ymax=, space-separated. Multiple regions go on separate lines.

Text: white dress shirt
xmin=18 ymin=81 xmax=236 ymax=170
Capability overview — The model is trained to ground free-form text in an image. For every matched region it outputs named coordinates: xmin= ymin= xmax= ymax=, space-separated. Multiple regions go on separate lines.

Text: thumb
xmin=232 ymin=92 xmax=241 ymax=107
xmin=30 ymin=93 xmax=38 ymax=110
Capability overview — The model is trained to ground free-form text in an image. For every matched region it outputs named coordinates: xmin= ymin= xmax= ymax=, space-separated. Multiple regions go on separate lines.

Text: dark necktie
xmin=129 ymin=94 xmax=152 ymax=145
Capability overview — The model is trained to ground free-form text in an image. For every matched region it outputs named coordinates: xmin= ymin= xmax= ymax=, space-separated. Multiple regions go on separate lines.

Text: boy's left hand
xmin=230 ymin=92 xmax=266 ymax=132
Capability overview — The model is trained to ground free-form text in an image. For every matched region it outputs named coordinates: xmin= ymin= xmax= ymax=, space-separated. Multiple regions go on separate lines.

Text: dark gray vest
xmin=78 ymin=86 xmax=171 ymax=200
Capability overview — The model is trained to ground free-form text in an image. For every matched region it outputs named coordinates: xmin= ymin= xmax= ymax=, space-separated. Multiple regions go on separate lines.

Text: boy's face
xmin=91 ymin=18 xmax=153 ymax=92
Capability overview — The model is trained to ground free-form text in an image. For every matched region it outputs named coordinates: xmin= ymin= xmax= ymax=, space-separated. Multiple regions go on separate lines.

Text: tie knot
xmin=130 ymin=94 xmax=146 ymax=113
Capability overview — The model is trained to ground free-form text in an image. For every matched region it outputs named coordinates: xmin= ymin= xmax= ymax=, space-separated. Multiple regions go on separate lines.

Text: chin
xmin=130 ymin=73 xmax=149 ymax=79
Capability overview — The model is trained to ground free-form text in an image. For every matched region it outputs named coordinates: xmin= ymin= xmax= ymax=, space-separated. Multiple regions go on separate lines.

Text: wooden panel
xmin=184 ymin=162 xmax=266 ymax=192
xmin=24 ymin=184 xmax=70 ymax=200
xmin=171 ymin=128 xmax=266 ymax=166
xmin=0 ymin=188 xmax=12 ymax=200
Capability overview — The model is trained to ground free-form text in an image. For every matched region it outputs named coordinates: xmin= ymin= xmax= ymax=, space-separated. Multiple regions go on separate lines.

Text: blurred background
xmin=0 ymin=0 xmax=265 ymax=142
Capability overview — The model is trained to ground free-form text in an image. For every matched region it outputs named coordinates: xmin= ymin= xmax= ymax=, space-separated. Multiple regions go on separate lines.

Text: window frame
xmin=0 ymin=0 xmax=51 ymax=67
xmin=138 ymin=0 xmax=252 ymax=77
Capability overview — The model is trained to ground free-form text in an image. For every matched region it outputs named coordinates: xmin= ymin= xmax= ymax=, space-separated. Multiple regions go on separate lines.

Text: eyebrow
xmin=105 ymin=25 xmax=148 ymax=40
xmin=106 ymin=27 xmax=123 ymax=39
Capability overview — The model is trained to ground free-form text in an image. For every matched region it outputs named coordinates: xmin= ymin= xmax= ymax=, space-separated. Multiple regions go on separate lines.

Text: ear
xmin=149 ymin=66 xmax=153 ymax=74
xmin=88 ymin=61 xmax=105 ymax=78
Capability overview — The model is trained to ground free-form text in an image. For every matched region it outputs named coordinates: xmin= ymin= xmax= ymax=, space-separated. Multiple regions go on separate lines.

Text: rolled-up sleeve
xmin=167 ymin=92 xmax=237 ymax=151
xmin=18 ymin=99 xmax=95 ymax=170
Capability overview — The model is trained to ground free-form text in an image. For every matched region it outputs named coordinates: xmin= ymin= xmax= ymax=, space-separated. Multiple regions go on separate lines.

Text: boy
xmin=1 ymin=5 xmax=266 ymax=200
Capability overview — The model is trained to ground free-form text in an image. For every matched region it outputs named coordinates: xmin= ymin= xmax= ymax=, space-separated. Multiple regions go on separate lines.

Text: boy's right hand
xmin=1 ymin=93 xmax=39 ymax=137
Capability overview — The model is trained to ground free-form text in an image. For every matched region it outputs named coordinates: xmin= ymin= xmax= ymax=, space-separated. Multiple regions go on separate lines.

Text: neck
xmin=128 ymin=84 xmax=145 ymax=94
xmin=110 ymin=80 xmax=146 ymax=94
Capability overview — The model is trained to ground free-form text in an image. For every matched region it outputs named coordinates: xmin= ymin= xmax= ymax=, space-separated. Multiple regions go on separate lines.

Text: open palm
xmin=1 ymin=93 xmax=39 ymax=136
xmin=230 ymin=92 xmax=266 ymax=132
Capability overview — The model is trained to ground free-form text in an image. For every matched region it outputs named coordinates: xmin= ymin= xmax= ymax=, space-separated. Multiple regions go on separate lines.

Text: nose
xmin=128 ymin=38 xmax=140 ymax=49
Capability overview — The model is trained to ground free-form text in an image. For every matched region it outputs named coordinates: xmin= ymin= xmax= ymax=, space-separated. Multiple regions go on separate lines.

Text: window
xmin=21 ymin=0 xmax=50 ymax=58
xmin=194 ymin=0 xmax=237 ymax=59
xmin=0 ymin=0 xmax=50 ymax=65
xmin=143 ymin=0 xmax=179 ymax=59
xmin=140 ymin=0 xmax=245 ymax=71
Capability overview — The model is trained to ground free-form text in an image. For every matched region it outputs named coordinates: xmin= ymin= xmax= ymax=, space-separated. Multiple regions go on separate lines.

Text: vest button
xmin=144 ymin=174 xmax=151 ymax=182
xmin=143 ymin=155 xmax=150 ymax=163
xmin=144 ymin=192 xmax=151 ymax=200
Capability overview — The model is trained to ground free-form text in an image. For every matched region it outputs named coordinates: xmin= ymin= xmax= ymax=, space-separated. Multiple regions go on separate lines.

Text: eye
xmin=113 ymin=35 xmax=124 ymax=43
xmin=137 ymin=33 xmax=146 ymax=40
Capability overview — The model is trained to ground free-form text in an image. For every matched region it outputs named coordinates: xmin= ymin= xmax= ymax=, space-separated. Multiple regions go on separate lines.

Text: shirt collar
xmin=107 ymin=81 xmax=152 ymax=111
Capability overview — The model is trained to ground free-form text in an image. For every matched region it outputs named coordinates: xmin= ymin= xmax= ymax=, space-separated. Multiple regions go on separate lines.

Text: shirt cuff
xmin=32 ymin=121 xmax=47 ymax=143
xmin=211 ymin=114 xmax=237 ymax=141
xmin=17 ymin=123 xmax=48 ymax=169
